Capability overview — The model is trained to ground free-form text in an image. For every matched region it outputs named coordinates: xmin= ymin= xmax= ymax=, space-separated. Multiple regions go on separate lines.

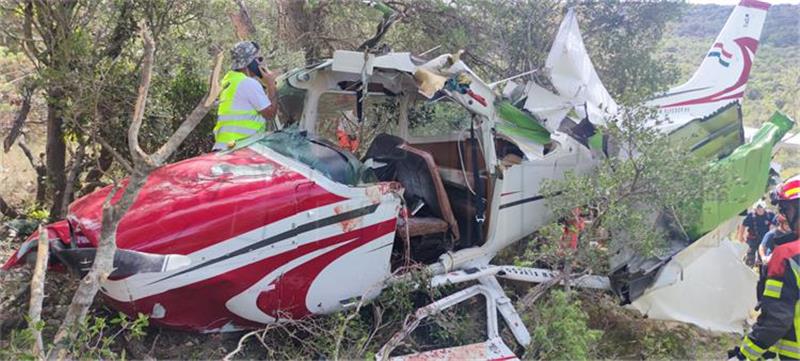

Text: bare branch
xmin=28 ymin=225 xmax=49 ymax=359
xmin=66 ymin=118 xmax=133 ymax=174
xmin=21 ymin=0 xmax=42 ymax=67
xmin=48 ymin=182 xmax=129 ymax=361
xmin=127 ymin=22 xmax=155 ymax=167
xmin=16 ymin=137 xmax=40 ymax=170
xmin=151 ymin=51 xmax=223 ymax=164
xmin=48 ymin=20 xmax=225 ymax=360
xmin=224 ymin=328 xmax=265 ymax=361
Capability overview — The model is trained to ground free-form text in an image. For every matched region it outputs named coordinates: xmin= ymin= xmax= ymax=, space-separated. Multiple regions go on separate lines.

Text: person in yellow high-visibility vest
xmin=214 ymin=41 xmax=277 ymax=151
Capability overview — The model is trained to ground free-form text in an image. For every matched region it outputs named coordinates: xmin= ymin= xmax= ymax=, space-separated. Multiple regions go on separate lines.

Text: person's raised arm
xmin=258 ymin=67 xmax=278 ymax=119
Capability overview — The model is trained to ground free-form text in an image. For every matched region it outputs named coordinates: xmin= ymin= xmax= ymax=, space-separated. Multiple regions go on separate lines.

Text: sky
xmin=687 ymin=0 xmax=800 ymax=4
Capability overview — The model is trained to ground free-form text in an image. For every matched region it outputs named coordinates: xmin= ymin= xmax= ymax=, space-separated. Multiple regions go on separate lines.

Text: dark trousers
xmin=746 ymin=239 xmax=760 ymax=267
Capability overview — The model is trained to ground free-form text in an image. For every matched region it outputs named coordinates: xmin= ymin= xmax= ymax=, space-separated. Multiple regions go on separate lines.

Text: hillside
xmin=674 ymin=4 xmax=799 ymax=47
xmin=659 ymin=4 xmax=800 ymax=127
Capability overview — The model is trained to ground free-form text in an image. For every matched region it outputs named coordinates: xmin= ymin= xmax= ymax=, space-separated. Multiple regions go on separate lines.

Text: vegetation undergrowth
xmin=1 ymin=311 xmax=148 ymax=360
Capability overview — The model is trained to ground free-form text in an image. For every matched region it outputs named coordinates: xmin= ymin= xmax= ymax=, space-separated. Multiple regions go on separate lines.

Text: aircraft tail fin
xmin=648 ymin=0 xmax=770 ymax=120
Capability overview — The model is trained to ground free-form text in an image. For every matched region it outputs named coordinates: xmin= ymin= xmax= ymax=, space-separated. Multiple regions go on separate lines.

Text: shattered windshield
xmin=258 ymin=130 xmax=372 ymax=186
xmin=408 ymin=99 xmax=471 ymax=138
xmin=315 ymin=92 xmax=399 ymax=157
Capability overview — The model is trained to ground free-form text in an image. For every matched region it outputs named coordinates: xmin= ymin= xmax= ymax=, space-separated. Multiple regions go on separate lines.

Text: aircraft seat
xmin=364 ymin=134 xmax=460 ymax=241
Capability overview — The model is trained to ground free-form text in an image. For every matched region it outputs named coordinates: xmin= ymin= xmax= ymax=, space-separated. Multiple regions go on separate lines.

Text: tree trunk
xmin=62 ymin=145 xmax=85 ymax=208
xmin=229 ymin=0 xmax=257 ymax=40
xmin=46 ymin=88 xmax=67 ymax=220
xmin=276 ymin=0 xmax=325 ymax=64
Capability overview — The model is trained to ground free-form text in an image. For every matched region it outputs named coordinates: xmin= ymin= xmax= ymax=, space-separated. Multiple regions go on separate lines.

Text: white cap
xmin=755 ymin=200 xmax=767 ymax=209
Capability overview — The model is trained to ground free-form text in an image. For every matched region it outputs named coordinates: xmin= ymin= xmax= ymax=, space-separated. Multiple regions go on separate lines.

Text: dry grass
xmin=582 ymin=291 xmax=738 ymax=360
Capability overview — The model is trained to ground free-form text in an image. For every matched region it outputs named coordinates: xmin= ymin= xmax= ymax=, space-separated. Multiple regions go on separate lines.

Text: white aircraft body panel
xmin=493 ymin=133 xmax=597 ymax=249
xmin=630 ymin=217 xmax=758 ymax=333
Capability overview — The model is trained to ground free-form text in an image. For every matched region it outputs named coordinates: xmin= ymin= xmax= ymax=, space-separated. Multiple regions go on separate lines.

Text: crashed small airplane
xmin=2 ymin=0 xmax=791 ymax=357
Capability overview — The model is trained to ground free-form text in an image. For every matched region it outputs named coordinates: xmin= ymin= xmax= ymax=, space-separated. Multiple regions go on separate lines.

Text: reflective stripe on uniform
xmin=215 ymin=71 xmax=267 ymax=146
xmin=786 ymin=187 xmax=800 ymax=198
xmin=741 ymin=336 xmax=767 ymax=360
xmin=213 ymin=125 xmax=260 ymax=137
xmin=217 ymin=113 xmax=259 ymax=121
xmin=784 ymin=259 xmax=800 ymax=360
xmin=213 ymin=142 xmax=231 ymax=151
xmin=777 ymin=340 xmax=800 ymax=359
xmin=764 ymin=279 xmax=784 ymax=299
xmin=215 ymin=119 xmax=264 ymax=129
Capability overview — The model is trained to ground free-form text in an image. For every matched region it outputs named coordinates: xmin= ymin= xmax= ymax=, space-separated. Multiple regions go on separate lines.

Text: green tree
xmin=384 ymin=0 xmax=682 ymax=103
xmin=540 ymin=106 xmax=729 ymax=265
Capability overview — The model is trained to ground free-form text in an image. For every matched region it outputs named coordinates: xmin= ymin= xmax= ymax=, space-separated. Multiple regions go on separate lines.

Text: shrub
xmin=525 ymin=290 xmax=602 ymax=360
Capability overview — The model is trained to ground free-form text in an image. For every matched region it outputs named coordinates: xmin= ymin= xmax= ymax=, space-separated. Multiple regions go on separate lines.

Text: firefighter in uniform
xmin=731 ymin=175 xmax=800 ymax=360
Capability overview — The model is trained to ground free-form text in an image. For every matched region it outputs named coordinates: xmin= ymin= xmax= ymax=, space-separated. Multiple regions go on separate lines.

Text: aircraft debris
xmin=1 ymin=0 xmax=787 ymax=358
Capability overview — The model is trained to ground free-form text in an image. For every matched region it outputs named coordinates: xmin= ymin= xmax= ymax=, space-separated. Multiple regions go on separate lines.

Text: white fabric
xmin=544 ymin=8 xmax=618 ymax=125
xmin=232 ymin=77 xmax=271 ymax=115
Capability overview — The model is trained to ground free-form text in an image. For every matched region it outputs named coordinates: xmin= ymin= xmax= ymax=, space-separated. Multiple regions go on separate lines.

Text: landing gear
xmin=379 ymin=265 xmax=610 ymax=359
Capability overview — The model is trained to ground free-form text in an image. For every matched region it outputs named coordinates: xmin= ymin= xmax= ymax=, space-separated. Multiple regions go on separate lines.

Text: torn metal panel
xmin=610 ymin=112 xmax=793 ymax=315
xmin=544 ymin=8 xmax=618 ymax=125
xmin=629 ymin=217 xmax=757 ymax=333
xmin=522 ymin=82 xmax=572 ymax=133
xmin=389 ymin=338 xmax=518 ymax=361
xmin=689 ymin=111 xmax=794 ymax=237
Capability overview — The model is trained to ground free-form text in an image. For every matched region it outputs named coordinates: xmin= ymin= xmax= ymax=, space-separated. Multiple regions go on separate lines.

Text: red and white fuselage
xmin=4 ymin=142 xmax=401 ymax=332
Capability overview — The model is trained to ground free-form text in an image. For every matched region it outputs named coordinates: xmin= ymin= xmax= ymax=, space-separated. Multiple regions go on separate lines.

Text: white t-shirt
xmin=213 ymin=76 xmax=272 ymax=150
xmin=231 ymin=77 xmax=271 ymax=115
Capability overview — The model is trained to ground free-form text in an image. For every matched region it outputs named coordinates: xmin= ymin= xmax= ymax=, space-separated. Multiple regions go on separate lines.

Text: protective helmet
xmin=772 ymin=175 xmax=800 ymax=202
xmin=230 ymin=41 xmax=260 ymax=70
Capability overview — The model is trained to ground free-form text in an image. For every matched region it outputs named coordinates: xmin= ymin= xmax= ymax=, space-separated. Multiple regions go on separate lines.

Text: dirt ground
xmin=0 ymin=123 xmax=46 ymax=207
xmin=0 ymin=259 xmax=738 ymax=360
